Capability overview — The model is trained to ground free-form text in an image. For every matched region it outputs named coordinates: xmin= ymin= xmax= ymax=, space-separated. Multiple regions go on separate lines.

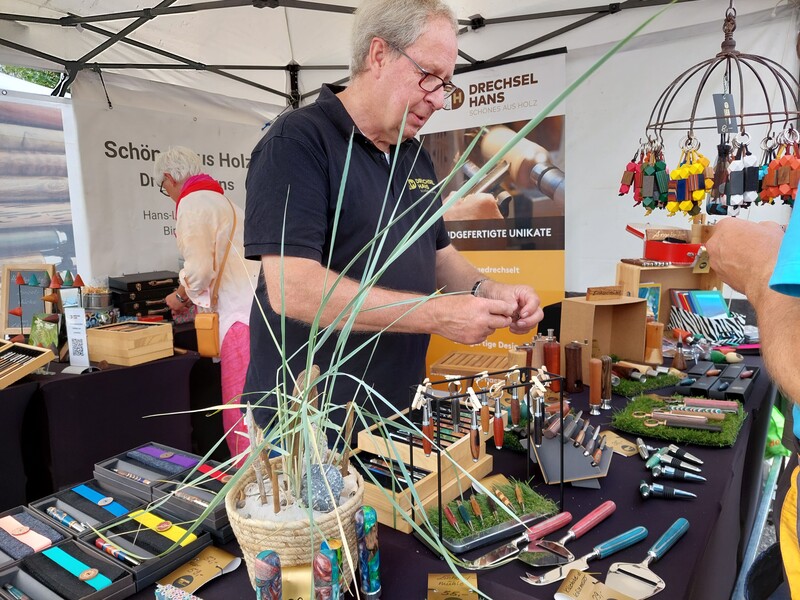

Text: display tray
xmin=86 ymin=321 xmax=173 ymax=366
xmin=30 ymin=478 xmax=144 ymax=532
xmin=78 ymin=509 xmax=211 ymax=592
xmin=0 ymin=341 xmax=55 ymax=389
xmin=674 ymin=363 xmax=761 ymax=402
xmin=152 ymin=460 xmax=237 ymax=544
xmin=94 ymin=442 xmax=202 ymax=503
xmin=0 ymin=505 xmax=72 ymax=567
xmin=12 ymin=538 xmax=136 ymax=600
xmin=424 ymin=481 xmax=558 ymax=554
xmin=611 ymin=394 xmax=745 ymax=447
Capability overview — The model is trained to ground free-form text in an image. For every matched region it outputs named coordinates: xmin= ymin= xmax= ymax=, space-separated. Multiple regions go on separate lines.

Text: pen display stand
xmin=529 ymin=413 xmax=612 ymax=489
xmin=405 ymin=366 xmax=565 ymax=553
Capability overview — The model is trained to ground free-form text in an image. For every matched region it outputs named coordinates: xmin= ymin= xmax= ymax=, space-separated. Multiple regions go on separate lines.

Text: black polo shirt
xmin=243 ymin=85 xmax=450 ymax=428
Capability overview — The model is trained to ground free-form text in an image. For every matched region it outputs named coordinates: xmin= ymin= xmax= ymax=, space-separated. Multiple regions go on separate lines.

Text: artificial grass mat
xmin=611 ymin=394 xmax=745 ymax=447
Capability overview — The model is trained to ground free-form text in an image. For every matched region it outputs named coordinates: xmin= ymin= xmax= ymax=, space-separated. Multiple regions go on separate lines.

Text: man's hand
xmin=430 ymin=294 xmax=516 ymax=345
xmin=479 ymin=280 xmax=543 ymax=334
xmin=706 ymin=218 xmax=784 ymax=299
xmin=443 ymin=192 xmax=503 ymax=221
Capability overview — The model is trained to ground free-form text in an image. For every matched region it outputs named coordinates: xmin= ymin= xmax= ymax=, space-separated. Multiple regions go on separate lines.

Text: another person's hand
xmin=443 ymin=192 xmax=503 ymax=221
xmin=166 ymin=291 xmax=191 ymax=312
xmin=706 ymin=218 xmax=784 ymax=297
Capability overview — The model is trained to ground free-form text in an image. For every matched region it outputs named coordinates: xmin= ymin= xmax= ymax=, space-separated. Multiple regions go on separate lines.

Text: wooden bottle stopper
xmin=672 ymin=341 xmax=688 ymax=371
xmin=564 ymin=342 xmax=584 ymax=394
xmin=543 ymin=329 xmax=561 ymax=392
xmin=600 ymin=355 xmax=613 ymax=410
xmin=589 ymin=358 xmax=602 ymax=415
xmin=644 ymin=321 xmax=664 ymax=365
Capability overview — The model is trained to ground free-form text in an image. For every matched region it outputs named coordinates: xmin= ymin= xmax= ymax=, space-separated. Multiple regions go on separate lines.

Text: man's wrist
xmin=471 ymin=278 xmax=489 ymax=297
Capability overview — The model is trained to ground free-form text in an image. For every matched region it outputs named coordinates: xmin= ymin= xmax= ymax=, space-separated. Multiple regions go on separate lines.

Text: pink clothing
xmin=220 ymin=321 xmax=250 ymax=460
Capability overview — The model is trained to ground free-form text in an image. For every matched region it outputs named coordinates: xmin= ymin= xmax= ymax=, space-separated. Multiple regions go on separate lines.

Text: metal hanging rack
xmin=645 ymin=0 xmax=800 ymax=143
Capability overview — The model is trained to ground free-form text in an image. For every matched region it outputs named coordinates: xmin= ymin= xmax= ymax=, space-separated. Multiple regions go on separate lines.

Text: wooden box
xmin=615 ymin=262 xmax=722 ymax=326
xmin=0 ymin=341 xmax=55 ymax=389
xmin=559 ymin=297 xmax=647 ymax=379
xmin=86 ymin=321 xmax=173 ymax=366
xmin=430 ymin=350 xmax=508 ymax=379
xmin=357 ymin=449 xmax=494 ymax=533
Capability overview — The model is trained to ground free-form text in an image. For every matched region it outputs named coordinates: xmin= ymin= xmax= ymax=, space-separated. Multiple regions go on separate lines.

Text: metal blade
xmin=606 ymin=561 xmax=665 ymax=599
xmin=520 ymin=556 xmax=590 ymax=586
xmin=517 ymin=540 xmax=575 ymax=567
xmin=461 ymin=541 xmax=521 ymax=570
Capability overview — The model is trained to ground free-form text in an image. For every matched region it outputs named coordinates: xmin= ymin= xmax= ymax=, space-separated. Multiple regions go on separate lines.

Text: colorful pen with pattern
xmin=112 ymin=468 xmax=152 ymax=485
xmin=2 ymin=582 xmax=31 ymax=600
xmin=46 ymin=506 xmax=87 ymax=533
xmin=95 ymin=537 xmax=141 ymax=566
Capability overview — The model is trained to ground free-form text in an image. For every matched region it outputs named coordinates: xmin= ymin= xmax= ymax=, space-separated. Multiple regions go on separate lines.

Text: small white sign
xmin=64 ymin=307 xmax=90 ymax=368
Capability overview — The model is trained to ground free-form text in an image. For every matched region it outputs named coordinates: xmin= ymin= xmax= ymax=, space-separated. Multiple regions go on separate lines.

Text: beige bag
xmin=195 ymin=200 xmax=236 ymax=358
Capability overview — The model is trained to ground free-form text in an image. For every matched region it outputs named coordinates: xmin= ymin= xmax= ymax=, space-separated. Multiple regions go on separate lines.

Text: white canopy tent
xmin=0 ymin=0 xmax=797 ymax=291
xmin=0 ymin=0 xmax=788 ymax=106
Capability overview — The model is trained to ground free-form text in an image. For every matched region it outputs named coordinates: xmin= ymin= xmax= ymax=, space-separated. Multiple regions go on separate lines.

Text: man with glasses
xmin=243 ymin=0 xmax=543 ymax=429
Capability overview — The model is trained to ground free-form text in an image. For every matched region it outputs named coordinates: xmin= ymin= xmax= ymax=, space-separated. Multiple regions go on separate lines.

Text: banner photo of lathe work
xmin=420 ymin=50 xmax=566 ymax=364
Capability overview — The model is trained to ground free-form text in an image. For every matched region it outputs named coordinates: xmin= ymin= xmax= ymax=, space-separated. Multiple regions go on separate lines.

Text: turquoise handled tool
xmin=521 ymin=525 xmax=648 ymax=586
xmin=605 ymin=518 xmax=689 ymax=599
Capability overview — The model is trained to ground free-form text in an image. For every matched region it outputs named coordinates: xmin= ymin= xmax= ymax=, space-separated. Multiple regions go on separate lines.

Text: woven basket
xmin=225 ymin=463 xmax=364 ymax=589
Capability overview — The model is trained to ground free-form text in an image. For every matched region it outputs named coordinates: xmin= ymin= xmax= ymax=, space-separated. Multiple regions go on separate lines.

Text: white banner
xmin=70 ymin=71 xmax=280 ymax=284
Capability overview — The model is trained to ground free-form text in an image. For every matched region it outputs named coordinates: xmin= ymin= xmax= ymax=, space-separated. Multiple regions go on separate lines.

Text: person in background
xmin=707 ymin=216 xmax=798 ymax=597
xmin=242 ymin=0 xmax=543 ymax=431
xmin=154 ymin=146 xmax=259 ymax=460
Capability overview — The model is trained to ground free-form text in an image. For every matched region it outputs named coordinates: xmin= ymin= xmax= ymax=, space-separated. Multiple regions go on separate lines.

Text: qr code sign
xmin=72 ymin=338 xmax=85 ymax=357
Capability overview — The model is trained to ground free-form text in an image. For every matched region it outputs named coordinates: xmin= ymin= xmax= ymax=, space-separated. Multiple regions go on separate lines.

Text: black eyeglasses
xmin=390 ymin=44 xmax=458 ymax=101
xmin=159 ymin=178 xmax=169 ymax=197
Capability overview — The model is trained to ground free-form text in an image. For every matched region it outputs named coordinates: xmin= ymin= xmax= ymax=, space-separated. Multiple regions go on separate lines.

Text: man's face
xmin=380 ymin=17 xmax=458 ymax=142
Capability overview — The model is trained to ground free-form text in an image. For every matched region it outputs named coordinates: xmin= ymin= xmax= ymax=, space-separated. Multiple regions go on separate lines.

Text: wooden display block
xmin=430 ymin=350 xmax=508 ymax=379
xmin=357 ymin=398 xmax=501 ymax=472
xmin=559 ymin=297 xmax=647 ymax=380
xmin=615 ymin=262 xmax=722 ymax=326
xmin=0 ymin=341 xmax=54 ymax=389
xmin=86 ymin=321 xmax=173 ymax=366
xmin=359 ymin=449 xmax=494 ymax=534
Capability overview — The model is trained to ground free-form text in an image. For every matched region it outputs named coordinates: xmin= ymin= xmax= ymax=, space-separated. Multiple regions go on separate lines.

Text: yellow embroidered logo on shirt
xmin=408 ymin=178 xmax=434 ymax=191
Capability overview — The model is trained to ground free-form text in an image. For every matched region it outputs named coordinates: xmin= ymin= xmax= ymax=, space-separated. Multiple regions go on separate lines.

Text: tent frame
xmin=0 ymin=0 xmax=694 ymax=105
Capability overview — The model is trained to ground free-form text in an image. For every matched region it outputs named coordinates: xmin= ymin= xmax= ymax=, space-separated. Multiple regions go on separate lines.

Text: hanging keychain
xmin=706 ymin=135 xmax=732 ymax=215
xmin=640 ymin=137 xmax=669 ymax=215
xmin=762 ymin=126 xmax=800 ymax=206
xmin=756 ymin=133 xmax=777 ymax=204
xmin=727 ymin=132 xmax=759 ymax=214
xmin=668 ymin=135 xmax=712 ymax=217
xmin=618 ymin=143 xmax=643 ymax=200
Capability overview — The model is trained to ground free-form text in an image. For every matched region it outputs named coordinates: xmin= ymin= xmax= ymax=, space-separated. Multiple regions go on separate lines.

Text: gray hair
xmin=153 ymin=145 xmax=203 ymax=183
xmin=350 ymin=0 xmax=458 ymax=76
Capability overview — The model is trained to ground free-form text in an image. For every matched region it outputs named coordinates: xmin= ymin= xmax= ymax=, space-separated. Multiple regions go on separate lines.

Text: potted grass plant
xmin=141 ymin=5 xmax=677 ymax=595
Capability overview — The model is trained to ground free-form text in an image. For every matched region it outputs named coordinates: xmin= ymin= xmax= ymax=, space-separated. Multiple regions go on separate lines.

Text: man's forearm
xmin=750 ymin=288 xmax=800 ymax=402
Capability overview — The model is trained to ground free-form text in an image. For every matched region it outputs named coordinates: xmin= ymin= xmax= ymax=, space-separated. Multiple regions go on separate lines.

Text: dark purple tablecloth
xmin=124 ymin=354 xmax=773 ymax=600
xmin=0 ymin=352 xmax=198 ymax=506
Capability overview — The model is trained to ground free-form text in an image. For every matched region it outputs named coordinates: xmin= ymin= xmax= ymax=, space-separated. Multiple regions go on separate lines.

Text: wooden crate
xmin=358 ymin=449 xmax=494 ymax=533
xmin=616 ymin=262 xmax=722 ymax=326
xmin=87 ymin=321 xmax=173 ymax=366
xmin=0 ymin=341 xmax=55 ymax=389
xmin=559 ymin=297 xmax=647 ymax=379
xmin=430 ymin=350 xmax=508 ymax=379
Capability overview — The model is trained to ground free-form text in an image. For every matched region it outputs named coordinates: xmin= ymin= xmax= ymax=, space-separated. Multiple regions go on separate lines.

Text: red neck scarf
xmin=176 ymin=174 xmax=225 ymax=213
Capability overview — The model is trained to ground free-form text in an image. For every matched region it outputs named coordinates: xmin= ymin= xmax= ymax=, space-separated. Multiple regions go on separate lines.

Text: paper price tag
xmin=601 ymin=431 xmax=639 ymax=457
